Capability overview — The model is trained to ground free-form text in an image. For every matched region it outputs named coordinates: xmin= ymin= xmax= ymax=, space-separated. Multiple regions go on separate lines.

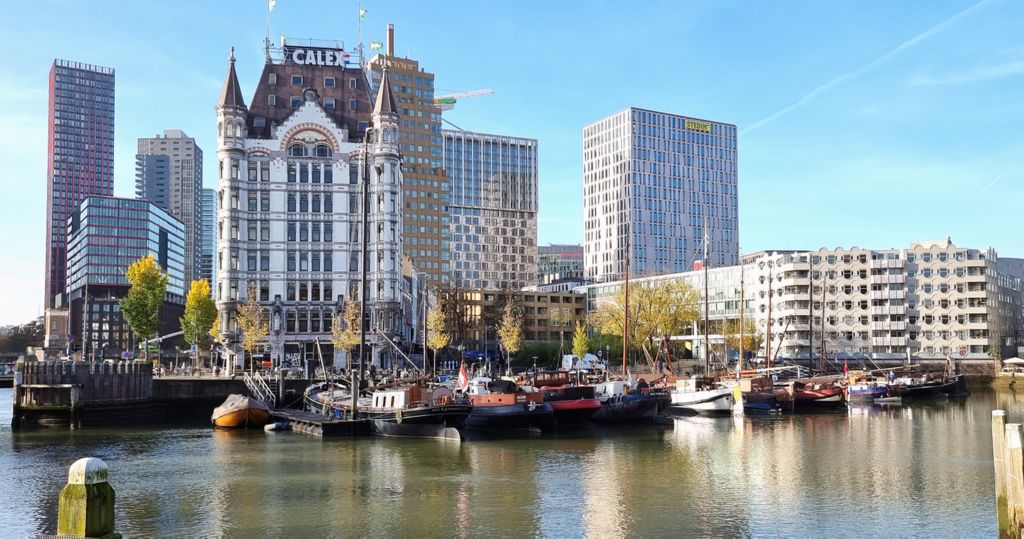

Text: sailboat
xmin=668 ymin=225 xmax=735 ymax=416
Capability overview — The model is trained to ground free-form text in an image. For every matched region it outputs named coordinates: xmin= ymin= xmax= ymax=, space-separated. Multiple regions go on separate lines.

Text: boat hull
xmin=465 ymin=403 xmax=555 ymax=432
xmin=364 ymin=404 xmax=472 ymax=439
xmin=212 ymin=395 xmax=272 ymax=428
xmin=668 ymin=388 xmax=735 ymax=416
xmin=742 ymin=392 xmax=781 ymax=414
xmin=590 ymin=394 xmax=662 ymax=423
xmin=548 ymin=399 xmax=602 ymax=425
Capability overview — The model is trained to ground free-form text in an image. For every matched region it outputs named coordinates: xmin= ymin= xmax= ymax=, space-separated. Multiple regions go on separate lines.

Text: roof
xmin=373 ymin=68 xmax=397 ymax=116
xmin=218 ymin=47 xmax=247 ymax=110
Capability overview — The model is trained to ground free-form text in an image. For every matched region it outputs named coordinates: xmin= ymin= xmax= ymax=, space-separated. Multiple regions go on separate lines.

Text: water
xmin=0 ymin=387 xmax=1015 ymax=538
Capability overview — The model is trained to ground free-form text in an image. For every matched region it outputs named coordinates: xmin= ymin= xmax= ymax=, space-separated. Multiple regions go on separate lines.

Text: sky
xmin=0 ymin=0 xmax=1022 ymax=325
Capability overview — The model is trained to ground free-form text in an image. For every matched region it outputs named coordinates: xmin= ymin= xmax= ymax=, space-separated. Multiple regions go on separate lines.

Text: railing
xmin=243 ymin=372 xmax=277 ymax=407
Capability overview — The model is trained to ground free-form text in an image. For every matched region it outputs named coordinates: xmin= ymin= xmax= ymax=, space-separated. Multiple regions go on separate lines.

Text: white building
xmin=214 ymin=46 xmax=403 ymax=370
xmin=583 ymin=108 xmax=739 ymax=283
xmin=581 ymin=239 xmax=1024 ymax=365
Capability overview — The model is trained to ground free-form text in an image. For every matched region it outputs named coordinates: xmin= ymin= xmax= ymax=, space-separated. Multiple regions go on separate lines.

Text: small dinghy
xmin=212 ymin=394 xmax=271 ymax=428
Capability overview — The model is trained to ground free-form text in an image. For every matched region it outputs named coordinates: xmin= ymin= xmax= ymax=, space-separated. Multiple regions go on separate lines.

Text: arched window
xmin=288 ymin=144 xmax=307 ymax=157
xmin=314 ymin=144 xmax=332 ymax=157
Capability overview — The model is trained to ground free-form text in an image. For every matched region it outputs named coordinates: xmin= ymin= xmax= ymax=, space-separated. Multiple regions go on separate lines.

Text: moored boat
xmin=846 ymin=377 xmax=892 ymax=401
xmin=465 ymin=378 xmax=555 ymax=433
xmin=589 ymin=380 xmax=663 ymax=423
xmin=531 ymin=371 xmax=601 ymax=426
xmin=212 ymin=394 xmax=271 ymax=428
xmin=774 ymin=378 xmax=847 ymax=410
xmin=668 ymin=377 xmax=734 ymax=416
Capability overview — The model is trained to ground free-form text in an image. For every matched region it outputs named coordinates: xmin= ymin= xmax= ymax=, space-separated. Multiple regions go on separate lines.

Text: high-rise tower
xmin=583 ymin=108 xmax=738 ymax=282
xmin=136 ymin=129 xmax=204 ymax=283
xmin=44 ymin=59 xmax=115 ymax=308
xmin=368 ymin=24 xmax=448 ymax=286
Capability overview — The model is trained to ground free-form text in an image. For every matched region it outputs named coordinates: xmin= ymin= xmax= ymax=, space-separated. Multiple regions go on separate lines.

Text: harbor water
xmin=0 ymin=387 xmax=1015 ymax=537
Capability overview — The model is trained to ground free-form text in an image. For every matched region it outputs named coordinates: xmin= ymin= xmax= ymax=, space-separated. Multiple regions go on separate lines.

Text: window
xmin=312 ymin=224 xmax=320 ymax=242
xmin=311 ymin=165 xmax=321 ymax=183
xmin=247 ymin=221 xmax=257 ymax=241
xmin=300 ymin=253 xmax=308 ymax=271
xmin=260 ymin=192 xmax=270 ymax=211
xmin=349 ymin=99 xmax=357 ymax=111
xmin=324 ymin=164 xmax=333 ymax=183
xmin=312 ymin=194 xmax=321 ymax=213
xmin=268 ymin=95 xmax=277 ymax=106
xmin=247 ymin=251 xmax=256 ymax=271
xmin=324 ymin=223 xmax=333 ymax=242
xmin=287 ymin=163 xmax=297 ymax=182
xmin=289 ymin=145 xmax=306 ymax=157
xmin=324 ymin=194 xmax=333 ymax=212
xmin=260 ymin=252 xmax=269 ymax=271
xmin=268 ymin=73 xmax=277 ymax=85
xmin=291 ymin=75 xmax=302 ymax=86
xmin=324 ymin=98 xmax=335 ymax=109
xmin=300 ymin=223 xmax=308 ymax=241
xmin=247 ymin=192 xmax=258 ymax=211
xmin=315 ymin=145 xmax=331 ymax=157
xmin=287 ymin=222 xmax=296 ymax=241
xmin=290 ymin=96 xmax=302 ymax=108
xmin=300 ymin=194 xmax=308 ymax=212
xmin=312 ymin=252 xmax=321 ymax=271
xmin=324 ymin=76 xmax=335 ymax=87
xmin=287 ymin=282 xmax=296 ymax=301
xmin=323 ymin=251 xmax=332 ymax=271
xmin=349 ymin=78 xmax=357 ymax=89
xmin=261 ymin=221 xmax=270 ymax=241
xmin=287 ymin=251 xmax=296 ymax=271
xmin=287 ymin=194 xmax=296 ymax=212
xmin=299 ymin=163 xmax=309 ymax=182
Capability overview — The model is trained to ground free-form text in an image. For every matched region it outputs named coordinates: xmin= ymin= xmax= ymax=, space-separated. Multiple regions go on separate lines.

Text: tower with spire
xmin=215 ymin=47 xmax=247 ymax=345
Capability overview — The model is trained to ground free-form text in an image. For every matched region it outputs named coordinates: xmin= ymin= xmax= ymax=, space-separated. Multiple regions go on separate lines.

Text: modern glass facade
xmin=442 ymin=129 xmax=538 ymax=290
xmin=45 ymin=59 xmax=115 ymax=308
xmin=200 ymin=188 xmax=216 ymax=290
xmin=583 ymin=108 xmax=739 ymax=283
xmin=66 ymin=196 xmax=186 ymax=296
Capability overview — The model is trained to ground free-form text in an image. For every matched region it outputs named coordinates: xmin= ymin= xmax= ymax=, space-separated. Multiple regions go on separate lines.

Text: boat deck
xmin=270 ymin=409 xmax=371 ymax=438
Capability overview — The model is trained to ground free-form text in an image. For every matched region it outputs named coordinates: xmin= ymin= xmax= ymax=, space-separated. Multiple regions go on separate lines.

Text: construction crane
xmin=433 ymin=89 xmax=494 ymax=111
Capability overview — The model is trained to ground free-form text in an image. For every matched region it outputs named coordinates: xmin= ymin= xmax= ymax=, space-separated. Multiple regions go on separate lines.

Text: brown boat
xmin=211 ymin=394 xmax=272 ymax=428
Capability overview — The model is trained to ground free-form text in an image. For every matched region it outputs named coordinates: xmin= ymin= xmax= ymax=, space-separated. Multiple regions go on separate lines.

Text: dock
xmin=270 ymin=409 xmax=370 ymax=438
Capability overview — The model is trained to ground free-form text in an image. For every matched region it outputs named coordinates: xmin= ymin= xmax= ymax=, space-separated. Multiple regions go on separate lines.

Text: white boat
xmin=668 ymin=377 xmax=734 ymax=416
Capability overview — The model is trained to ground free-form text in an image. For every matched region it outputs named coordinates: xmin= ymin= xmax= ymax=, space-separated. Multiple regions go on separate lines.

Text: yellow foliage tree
xmin=331 ymin=298 xmax=362 ymax=356
xmin=722 ymin=318 xmax=764 ymax=359
xmin=591 ymin=279 xmax=699 ymax=362
xmin=572 ymin=321 xmax=589 ymax=359
xmin=426 ymin=305 xmax=450 ymax=356
xmin=496 ymin=301 xmax=523 ymax=368
xmin=236 ymin=284 xmax=269 ymax=371
xmin=119 ymin=255 xmax=168 ymax=344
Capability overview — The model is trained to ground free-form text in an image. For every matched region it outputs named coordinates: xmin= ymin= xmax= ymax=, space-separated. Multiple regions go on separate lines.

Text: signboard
xmin=283 ymin=46 xmax=352 ymax=67
xmin=685 ymin=119 xmax=712 ymax=133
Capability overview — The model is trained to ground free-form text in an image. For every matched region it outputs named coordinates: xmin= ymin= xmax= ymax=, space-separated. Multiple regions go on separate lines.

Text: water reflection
xmin=0 ymin=388 xmax=1010 ymax=537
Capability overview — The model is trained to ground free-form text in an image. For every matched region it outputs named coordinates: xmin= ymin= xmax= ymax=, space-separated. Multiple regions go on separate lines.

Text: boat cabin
xmin=594 ymin=380 xmax=632 ymax=398
xmin=675 ymin=377 xmax=718 ymax=392
xmin=370 ymin=386 xmax=437 ymax=411
xmin=467 ymin=377 xmax=544 ymax=406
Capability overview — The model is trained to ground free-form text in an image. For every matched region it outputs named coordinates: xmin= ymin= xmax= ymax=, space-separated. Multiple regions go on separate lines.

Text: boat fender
xmin=528 ymin=401 xmax=536 ymax=412
xmin=396 ymin=408 xmax=403 ymax=424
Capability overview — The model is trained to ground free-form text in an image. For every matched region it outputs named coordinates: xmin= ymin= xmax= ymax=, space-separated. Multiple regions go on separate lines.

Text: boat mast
xmin=703 ymin=223 xmax=710 ymax=375
xmin=766 ymin=258 xmax=773 ymax=370
xmin=739 ymin=261 xmax=745 ymax=375
xmin=352 ymin=131 xmax=371 ymax=420
xmin=820 ymin=266 xmax=827 ymax=374
xmin=809 ymin=256 xmax=814 ymax=374
xmin=622 ymin=225 xmax=630 ymax=377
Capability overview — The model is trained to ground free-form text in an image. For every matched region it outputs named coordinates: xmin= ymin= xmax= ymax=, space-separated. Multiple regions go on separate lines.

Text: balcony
xmin=871 ymin=321 xmax=907 ymax=331
xmin=870 ymin=259 xmax=904 ymax=269
xmin=872 ymin=336 xmax=908 ymax=347
xmin=869 ymin=290 xmax=906 ymax=300
xmin=870 ymin=306 xmax=906 ymax=315
xmin=869 ymin=274 xmax=905 ymax=284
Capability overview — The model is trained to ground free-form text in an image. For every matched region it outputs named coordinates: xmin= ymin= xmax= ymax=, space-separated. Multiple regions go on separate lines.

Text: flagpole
xmin=265 ymin=0 xmax=271 ymax=62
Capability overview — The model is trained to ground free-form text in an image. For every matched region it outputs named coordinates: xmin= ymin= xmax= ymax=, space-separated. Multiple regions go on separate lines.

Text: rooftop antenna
xmin=265 ymin=0 xmax=275 ymax=62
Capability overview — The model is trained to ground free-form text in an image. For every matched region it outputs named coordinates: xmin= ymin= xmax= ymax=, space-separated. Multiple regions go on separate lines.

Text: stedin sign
xmin=283 ymin=46 xmax=351 ymax=67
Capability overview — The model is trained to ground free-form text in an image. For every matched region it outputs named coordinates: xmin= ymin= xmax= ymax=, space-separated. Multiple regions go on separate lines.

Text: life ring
xmin=396 ymin=408 xmax=403 ymax=424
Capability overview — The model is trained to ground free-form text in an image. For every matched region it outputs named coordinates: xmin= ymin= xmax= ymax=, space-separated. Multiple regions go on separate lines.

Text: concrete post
xmin=1005 ymin=423 xmax=1024 ymax=538
xmin=57 ymin=457 xmax=118 ymax=538
xmin=995 ymin=410 xmax=1008 ymax=532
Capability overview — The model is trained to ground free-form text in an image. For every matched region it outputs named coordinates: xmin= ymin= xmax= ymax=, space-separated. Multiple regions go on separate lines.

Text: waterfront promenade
xmin=0 ymin=386 xmax=1008 ymax=537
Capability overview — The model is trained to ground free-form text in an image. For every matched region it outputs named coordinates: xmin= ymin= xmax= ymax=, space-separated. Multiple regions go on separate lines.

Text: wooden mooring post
xmin=994 ymin=409 xmax=1024 ymax=538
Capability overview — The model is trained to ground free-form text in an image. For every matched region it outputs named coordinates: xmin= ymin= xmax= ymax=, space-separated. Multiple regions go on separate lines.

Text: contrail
xmin=740 ymin=0 xmax=993 ymax=136
xmin=977 ymin=173 xmax=1006 ymax=196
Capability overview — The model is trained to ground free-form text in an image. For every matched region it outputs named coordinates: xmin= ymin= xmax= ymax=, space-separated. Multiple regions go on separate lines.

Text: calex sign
xmin=284 ymin=46 xmax=351 ymax=67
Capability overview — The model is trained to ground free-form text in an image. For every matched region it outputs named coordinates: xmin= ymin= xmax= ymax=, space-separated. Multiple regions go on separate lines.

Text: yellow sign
xmin=685 ymin=119 xmax=712 ymax=133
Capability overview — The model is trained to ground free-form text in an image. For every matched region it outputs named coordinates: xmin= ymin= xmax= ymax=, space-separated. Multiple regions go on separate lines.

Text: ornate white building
xmin=214 ymin=46 xmax=403 ymax=370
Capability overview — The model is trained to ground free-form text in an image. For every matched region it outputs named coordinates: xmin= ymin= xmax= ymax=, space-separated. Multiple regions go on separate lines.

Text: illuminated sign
xmin=284 ymin=46 xmax=351 ymax=67
xmin=685 ymin=119 xmax=712 ymax=133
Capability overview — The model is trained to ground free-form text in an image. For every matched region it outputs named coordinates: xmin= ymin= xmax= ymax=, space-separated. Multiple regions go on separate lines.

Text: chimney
xmin=387 ymin=23 xmax=395 ymax=56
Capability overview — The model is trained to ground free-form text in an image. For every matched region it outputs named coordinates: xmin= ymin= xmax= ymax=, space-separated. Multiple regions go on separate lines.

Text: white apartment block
xmin=582 ymin=239 xmax=1024 ymax=364
xmin=214 ymin=51 xmax=403 ymax=369
xmin=582 ymin=108 xmax=738 ymax=283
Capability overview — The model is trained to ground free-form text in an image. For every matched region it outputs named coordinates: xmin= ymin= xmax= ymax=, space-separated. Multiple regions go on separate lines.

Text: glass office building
xmin=442 ymin=129 xmax=538 ymax=290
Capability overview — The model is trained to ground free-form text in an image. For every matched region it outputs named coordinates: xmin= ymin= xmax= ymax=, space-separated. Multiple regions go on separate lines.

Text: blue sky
xmin=1 ymin=0 xmax=1022 ymax=324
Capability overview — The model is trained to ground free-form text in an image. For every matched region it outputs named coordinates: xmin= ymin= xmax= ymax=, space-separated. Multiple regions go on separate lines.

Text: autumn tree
xmin=723 ymin=318 xmax=764 ymax=360
xmin=590 ymin=279 xmax=699 ymax=366
xmin=236 ymin=283 xmax=269 ymax=372
xmin=180 ymin=279 xmax=217 ymax=365
xmin=572 ymin=321 xmax=589 ymax=359
xmin=331 ymin=298 xmax=362 ymax=364
xmin=496 ymin=300 xmax=523 ymax=370
xmin=426 ymin=305 xmax=451 ymax=363
xmin=120 ymin=255 xmax=168 ymax=348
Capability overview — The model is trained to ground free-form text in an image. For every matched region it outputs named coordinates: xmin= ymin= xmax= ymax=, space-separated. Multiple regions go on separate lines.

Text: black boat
xmin=465 ymin=378 xmax=555 ymax=433
xmin=589 ymin=380 xmax=663 ymax=424
xmin=893 ymin=373 xmax=969 ymax=400
xmin=531 ymin=371 xmax=602 ymax=426
xmin=305 ymin=382 xmax=470 ymax=440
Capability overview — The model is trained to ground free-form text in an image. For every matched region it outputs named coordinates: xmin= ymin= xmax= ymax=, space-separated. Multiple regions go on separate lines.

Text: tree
xmin=0 ymin=319 xmax=44 ymax=353
xmin=426 ymin=305 xmax=451 ymax=359
xmin=236 ymin=283 xmax=269 ymax=372
xmin=989 ymin=343 xmax=1001 ymax=360
xmin=572 ymin=321 xmax=589 ymax=359
xmin=496 ymin=300 xmax=523 ymax=370
xmin=120 ymin=255 xmax=168 ymax=347
xmin=590 ymin=279 xmax=699 ymax=366
xmin=331 ymin=298 xmax=362 ymax=361
xmin=723 ymin=318 xmax=765 ymax=359
xmin=180 ymin=279 xmax=217 ymax=364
